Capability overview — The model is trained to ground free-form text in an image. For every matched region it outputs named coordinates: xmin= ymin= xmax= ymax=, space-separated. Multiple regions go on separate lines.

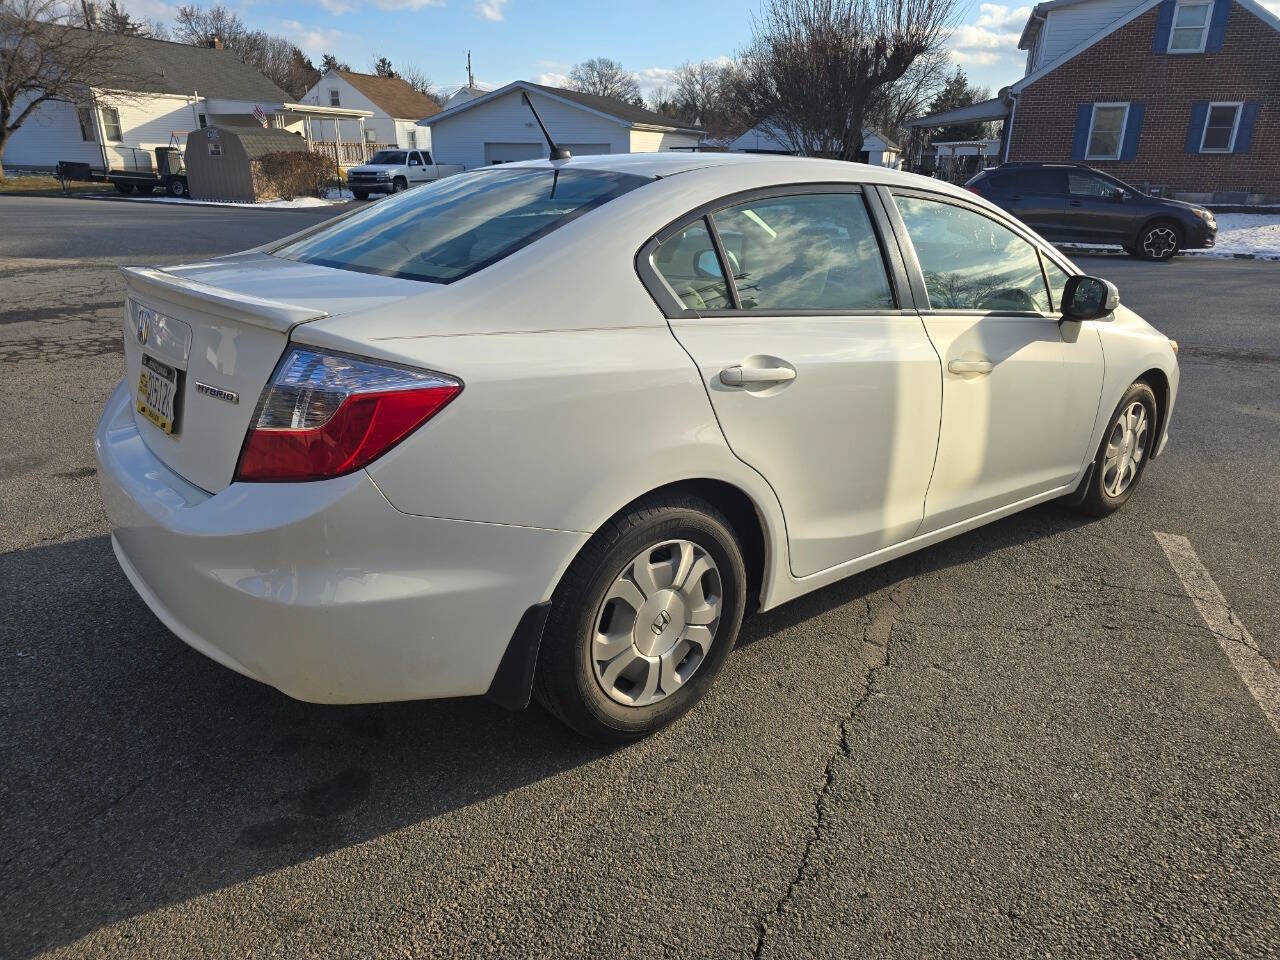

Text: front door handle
xmin=1068 ymin=199 xmax=1084 ymax=207
xmin=720 ymin=364 xmax=797 ymax=387
xmin=948 ymin=359 xmax=994 ymax=375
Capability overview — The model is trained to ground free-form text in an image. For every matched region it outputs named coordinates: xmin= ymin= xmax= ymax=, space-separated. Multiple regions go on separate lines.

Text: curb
xmin=1057 ymin=244 xmax=1280 ymax=262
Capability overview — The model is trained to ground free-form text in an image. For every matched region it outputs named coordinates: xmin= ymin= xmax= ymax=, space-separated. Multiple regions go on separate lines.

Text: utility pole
xmin=466 ymin=51 xmax=475 ymax=90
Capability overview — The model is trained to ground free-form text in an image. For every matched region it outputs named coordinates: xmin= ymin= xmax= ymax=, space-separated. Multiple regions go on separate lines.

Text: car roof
xmin=491 ymin=151 xmax=980 ymax=201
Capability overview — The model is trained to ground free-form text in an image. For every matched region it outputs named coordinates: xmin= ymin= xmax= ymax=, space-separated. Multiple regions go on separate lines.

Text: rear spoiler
xmin=121 ymin=266 xmax=329 ymax=333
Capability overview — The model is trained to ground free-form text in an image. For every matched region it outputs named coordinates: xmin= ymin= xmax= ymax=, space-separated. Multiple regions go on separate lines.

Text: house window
xmin=1085 ymin=103 xmax=1129 ymax=160
xmin=406 ymin=130 xmax=417 ymax=148
xmin=76 ymin=106 xmax=95 ymax=141
xmin=364 ymin=128 xmax=376 ymax=142
xmin=1168 ymin=1 xmax=1212 ymax=52
xmin=208 ymin=141 xmax=223 ymax=156
xmin=198 ymin=113 xmax=207 ymax=128
xmin=99 ymin=106 xmax=123 ymax=142
xmin=1200 ymin=102 xmax=1242 ymax=152
xmin=329 ymin=89 xmax=341 ymax=107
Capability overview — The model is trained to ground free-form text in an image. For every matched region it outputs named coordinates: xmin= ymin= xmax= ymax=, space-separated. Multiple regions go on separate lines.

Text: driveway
xmin=1 ymin=196 xmax=1276 ymax=959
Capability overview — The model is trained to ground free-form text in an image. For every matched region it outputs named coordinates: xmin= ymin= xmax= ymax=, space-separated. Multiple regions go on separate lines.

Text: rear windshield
xmin=368 ymin=151 xmax=406 ymax=165
xmin=273 ymin=167 xmax=651 ymax=283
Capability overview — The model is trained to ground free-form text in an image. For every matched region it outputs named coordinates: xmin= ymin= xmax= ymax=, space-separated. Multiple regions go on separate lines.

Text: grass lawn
xmin=0 ymin=175 xmax=115 ymax=197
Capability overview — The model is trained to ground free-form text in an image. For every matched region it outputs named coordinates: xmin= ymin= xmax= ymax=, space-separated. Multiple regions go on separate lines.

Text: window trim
xmin=329 ymin=89 xmax=341 ymax=107
xmin=636 ymin=182 xmax=912 ymax=320
xmin=1084 ymin=102 xmax=1130 ymax=161
xmin=1167 ymin=0 xmax=1213 ymax=53
xmin=99 ymin=106 xmax=123 ymax=143
xmin=882 ymin=186 xmax=1063 ymax=319
xmin=1199 ymin=101 xmax=1242 ymax=153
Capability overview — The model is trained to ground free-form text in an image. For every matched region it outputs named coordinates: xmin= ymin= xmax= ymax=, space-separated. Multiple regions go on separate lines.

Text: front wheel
xmin=166 ymin=178 xmax=187 ymax=198
xmin=351 ymin=189 xmax=370 ymax=201
xmin=113 ymin=181 xmax=134 ymax=194
xmin=1071 ymin=381 xmax=1158 ymax=517
xmin=1136 ymin=222 xmax=1180 ymax=261
xmin=534 ymin=495 xmax=747 ymax=742
xmin=391 ymin=177 xmax=407 ymax=193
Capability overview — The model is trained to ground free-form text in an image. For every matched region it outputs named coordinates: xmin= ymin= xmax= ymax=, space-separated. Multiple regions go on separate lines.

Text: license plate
xmin=137 ymin=353 xmax=181 ymax=434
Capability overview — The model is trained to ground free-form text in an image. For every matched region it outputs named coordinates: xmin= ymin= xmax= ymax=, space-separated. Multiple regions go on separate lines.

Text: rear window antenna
xmin=521 ymin=90 xmax=571 ymax=161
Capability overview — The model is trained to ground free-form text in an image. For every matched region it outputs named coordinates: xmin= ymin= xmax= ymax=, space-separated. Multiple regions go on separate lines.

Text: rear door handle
xmin=948 ymin=359 xmax=994 ymax=375
xmin=1068 ymin=199 xmax=1084 ymax=206
xmin=720 ymin=365 xmax=797 ymax=386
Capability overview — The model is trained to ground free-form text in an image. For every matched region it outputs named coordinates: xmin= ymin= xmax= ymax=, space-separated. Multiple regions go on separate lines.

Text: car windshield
xmin=273 ymin=167 xmax=652 ymax=283
xmin=368 ymin=151 xmax=407 ymax=165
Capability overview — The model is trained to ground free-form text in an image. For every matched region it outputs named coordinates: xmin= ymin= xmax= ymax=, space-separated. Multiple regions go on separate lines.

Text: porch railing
xmin=308 ymin=140 xmax=398 ymax=166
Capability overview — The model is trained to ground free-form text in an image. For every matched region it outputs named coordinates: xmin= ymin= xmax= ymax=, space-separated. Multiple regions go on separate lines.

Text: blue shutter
xmin=1234 ymin=102 xmax=1259 ymax=153
xmin=1186 ymin=101 xmax=1210 ymax=153
xmin=1071 ymin=104 xmax=1093 ymax=161
xmin=1205 ymin=0 xmax=1230 ymax=52
xmin=1152 ymin=0 xmax=1176 ymax=52
xmin=1120 ymin=104 xmax=1145 ymax=160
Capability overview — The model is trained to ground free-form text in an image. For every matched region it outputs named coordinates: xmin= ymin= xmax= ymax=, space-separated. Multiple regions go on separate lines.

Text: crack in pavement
xmin=751 ymin=583 xmax=912 ymax=959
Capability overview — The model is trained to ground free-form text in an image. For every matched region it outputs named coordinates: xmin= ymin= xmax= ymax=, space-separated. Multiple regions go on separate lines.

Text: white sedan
xmin=95 ymin=153 xmax=1179 ymax=741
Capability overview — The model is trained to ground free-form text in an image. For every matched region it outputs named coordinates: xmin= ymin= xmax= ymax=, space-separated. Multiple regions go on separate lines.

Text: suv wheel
xmin=1135 ymin=222 xmax=1180 ymax=261
xmin=534 ymin=494 xmax=747 ymax=742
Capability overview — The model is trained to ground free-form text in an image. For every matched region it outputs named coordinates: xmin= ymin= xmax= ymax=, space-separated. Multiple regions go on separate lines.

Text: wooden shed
xmin=184 ymin=125 xmax=312 ymax=203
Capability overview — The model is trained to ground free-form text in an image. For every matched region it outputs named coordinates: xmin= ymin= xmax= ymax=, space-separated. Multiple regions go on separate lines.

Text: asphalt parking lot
xmin=1 ymin=195 xmax=1277 ymax=959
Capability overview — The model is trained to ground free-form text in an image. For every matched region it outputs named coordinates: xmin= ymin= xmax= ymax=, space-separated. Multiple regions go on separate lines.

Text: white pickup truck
xmin=346 ymin=149 xmax=464 ymax=200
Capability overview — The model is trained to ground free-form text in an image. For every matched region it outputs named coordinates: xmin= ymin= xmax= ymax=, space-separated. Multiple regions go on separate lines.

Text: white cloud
xmin=475 ymin=0 xmax=509 ymax=20
xmin=533 ymin=71 xmax=571 ymax=87
xmin=278 ymin=19 xmax=345 ymax=56
xmin=635 ymin=66 xmax=676 ymax=96
xmin=1257 ymin=0 xmax=1280 ymax=14
xmin=313 ymin=0 xmax=355 ymax=14
xmin=974 ymin=3 xmax=1032 ymax=30
xmin=371 ymin=0 xmax=444 ymax=9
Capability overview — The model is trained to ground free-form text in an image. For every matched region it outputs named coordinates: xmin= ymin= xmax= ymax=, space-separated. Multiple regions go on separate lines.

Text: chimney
xmin=208 ymin=36 xmax=223 ymax=49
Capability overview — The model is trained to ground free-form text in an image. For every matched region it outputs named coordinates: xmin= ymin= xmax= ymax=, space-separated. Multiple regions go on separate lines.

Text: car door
xmin=644 ymin=187 xmax=943 ymax=578
xmin=407 ymin=151 xmax=426 ymax=183
xmin=997 ymin=168 xmax=1067 ymax=237
xmin=1059 ymin=171 xmax=1134 ymax=242
xmin=884 ymin=188 xmax=1104 ymax=533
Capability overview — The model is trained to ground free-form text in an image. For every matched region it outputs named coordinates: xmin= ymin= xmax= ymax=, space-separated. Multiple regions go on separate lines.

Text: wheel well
xmin=1136 ymin=367 xmax=1170 ymax=455
xmin=614 ymin=479 xmax=768 ymax=610
xmin=1138 ymin=217 xmax=1183 ymax=244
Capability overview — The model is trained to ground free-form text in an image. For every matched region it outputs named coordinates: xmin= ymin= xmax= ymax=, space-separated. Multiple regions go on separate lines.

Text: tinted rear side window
xmin=273 ymin=167 xmax=650 ymax=283
xmin=1010 ymin=169 xmax=1067 ymax=194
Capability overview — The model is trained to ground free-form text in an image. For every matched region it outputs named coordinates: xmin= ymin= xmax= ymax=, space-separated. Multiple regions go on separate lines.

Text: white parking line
xmin=1155 ymin=532 xmax=1280 ymax=736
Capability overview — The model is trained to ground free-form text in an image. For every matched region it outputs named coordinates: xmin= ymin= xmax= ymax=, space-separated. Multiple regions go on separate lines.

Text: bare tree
xmin=172 ymin=3 xmax=247 ymax=49
xmin=567 ymin=57 xmax=640 ymax=104
xmin=174 ymin=5 xmax=314 ymax=99
xmin=866 ymin=46 xmax=950 ymax=147
xmin=398 ymin=62 xmax=441 ymax=106
xmin=0 ymin=0 xmax=147 ymax=178
xmin=732 ymin=0 xmax=960 ymax=160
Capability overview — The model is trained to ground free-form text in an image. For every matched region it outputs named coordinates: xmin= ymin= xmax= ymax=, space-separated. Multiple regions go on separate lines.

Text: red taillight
xmin=965 ymin=185 xmax=982 ymax=195
xmin=234 ymin=347 xmax=461 ymax=482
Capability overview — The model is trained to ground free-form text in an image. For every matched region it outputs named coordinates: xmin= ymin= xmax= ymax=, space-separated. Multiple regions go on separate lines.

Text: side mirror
xmin=1111 ymin=190 xmax=1126 ymax=203
xmin=1061 ymin=275 xmax=1119 ymax=321
xmin=694 ymin=249 xmax=722 ymax=278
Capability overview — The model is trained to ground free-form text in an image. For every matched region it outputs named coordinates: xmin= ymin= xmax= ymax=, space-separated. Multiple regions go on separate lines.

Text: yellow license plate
xmin=137 ymin=353 xmax=180 ymax=434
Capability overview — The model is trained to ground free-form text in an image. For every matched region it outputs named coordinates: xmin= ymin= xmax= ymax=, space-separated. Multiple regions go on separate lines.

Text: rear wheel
xmin=1136 ymin=221 xmax=1180 ymax=261
xmin=1071 ymin=381 xmax=1158 ymax=516
xmin=166 ymin=177 xmax=187 ymax=198
xmin=113 ymin=181 xmax=134 ymax=194
xmin=135 ymin=184 xmax=155 ymax=195
xmin=534 ymin=494 xmax=747 ymax=742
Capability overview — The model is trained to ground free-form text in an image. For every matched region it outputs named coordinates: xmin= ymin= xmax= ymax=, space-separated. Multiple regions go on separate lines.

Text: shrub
xmin=256 ymin=150 xmax=339 ymax=200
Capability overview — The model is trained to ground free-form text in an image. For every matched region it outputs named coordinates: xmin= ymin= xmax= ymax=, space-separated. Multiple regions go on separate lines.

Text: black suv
xmin=965 ymin=162 xmax=1217 ymax=261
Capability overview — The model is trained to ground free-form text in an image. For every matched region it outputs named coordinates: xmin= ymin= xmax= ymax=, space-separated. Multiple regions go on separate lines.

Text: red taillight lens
xmin=965 ymin=185 xmax=982 ymax=195
xmin=234 ymin=347 xmax=461 ymax=482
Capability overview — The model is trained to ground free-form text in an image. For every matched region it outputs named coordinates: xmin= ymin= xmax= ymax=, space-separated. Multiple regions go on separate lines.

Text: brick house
xmin=912 ymin=0 xmax=1279 ymax=199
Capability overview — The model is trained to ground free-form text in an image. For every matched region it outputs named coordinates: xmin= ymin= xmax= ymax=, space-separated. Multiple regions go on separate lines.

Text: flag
xmin=253 ymin=104 xmax=269 ymax=128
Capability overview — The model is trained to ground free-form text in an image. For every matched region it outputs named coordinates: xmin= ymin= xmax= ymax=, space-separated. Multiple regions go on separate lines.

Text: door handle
xmin=720 ymin=365 xmax=797 ymax=387
xmin=947 ymin=359 xmax=993 ymax=375
xmin=1068 ymin=199 xmax=1083 ymax=206
xmin=1009 ymin=194 xmax=1024 ymax=202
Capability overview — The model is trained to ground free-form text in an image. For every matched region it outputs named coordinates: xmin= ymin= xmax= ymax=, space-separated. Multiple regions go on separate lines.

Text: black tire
xmin=113 ymin=181 xmax=134 ymax=194
xmin=352 ymin=189 xmax=370 ymax=201
xmin=1071 ymin=381 xmax=1159 ymax=517
xmin=392 ymin=177 xmax=407 ymax=193
xmin=534 ymin=494 xmax=748 ymax=742
xmin=166 ymin=177 xmax=187 ymax=198
xmin=1135 ymin=221 xmax=1181 ymax=261
xmin=135 ymin=184 xmax=155 ymax=195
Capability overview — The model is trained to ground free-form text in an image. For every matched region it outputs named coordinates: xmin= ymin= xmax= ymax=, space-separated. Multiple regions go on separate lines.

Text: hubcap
xmin=1102 ymin=401 xmax=1149 ymax=498
xmin=590 ymin=539 xmax=723 ymax=707
xmin=1143 ymin=227 xmax=1177 ymax=259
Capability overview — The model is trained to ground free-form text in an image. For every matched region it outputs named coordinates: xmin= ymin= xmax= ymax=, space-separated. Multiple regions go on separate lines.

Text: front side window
xmin=709 ymin=193 xmax=893 ymax=311
xmin=1200 ymin=103 xmax=1241 ymax=152
xmin=76 ymin=106 xmax=95 ymax=141
xmin=274 ymin=167 xmax=650 ymax=283
xmin=408 ymin=153 xmax=422 ymax=166
xmin=893 ymin=194 xmax=1051 ymax=313
xmin=653 ymin=219 xmax=732 ymax=311
xmin=1169 ymin=1 xmax=1212 ymax=52
xmin=99 ymin=106 xmax=123 ymax=142
xmin=1086 ymin=104 xmax=1128 ymax=160
xmin=1068 ymin=172 xmax=1126 ymax=199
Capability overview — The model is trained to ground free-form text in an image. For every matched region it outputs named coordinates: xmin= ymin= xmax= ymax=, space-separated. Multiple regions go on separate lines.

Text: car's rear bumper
xmin=94 ymin=380 xmax=586 ymax=704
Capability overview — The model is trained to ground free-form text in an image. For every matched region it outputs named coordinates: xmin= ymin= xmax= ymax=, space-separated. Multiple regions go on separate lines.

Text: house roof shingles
xmin=336 ymin=70 xmax=441 ymax=120
xmin=58 ymin=27 xmax=290 ymax=101
xmin=524 ymin=82 xmax=701 ymax=133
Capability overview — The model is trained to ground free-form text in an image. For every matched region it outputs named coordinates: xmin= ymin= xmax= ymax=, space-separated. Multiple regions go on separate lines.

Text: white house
xmin=299 ymin=69 xmax=441 ymax=155
xmin=729 ymin=123 xmax=902 ymax=167
xmin=420 ymin=81 xmax=703 ymax=169
xmin=4 ymin=28 xmax=369 ymax=172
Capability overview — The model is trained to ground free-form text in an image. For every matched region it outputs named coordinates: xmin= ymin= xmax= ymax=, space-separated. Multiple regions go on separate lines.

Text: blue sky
xmin=123 ymin=0 xmax=1040 ymax=98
